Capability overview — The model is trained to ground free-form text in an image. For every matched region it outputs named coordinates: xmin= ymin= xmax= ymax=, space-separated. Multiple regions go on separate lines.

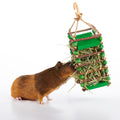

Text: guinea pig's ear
xmin=55 ymin=61 xmax=62 ymax=69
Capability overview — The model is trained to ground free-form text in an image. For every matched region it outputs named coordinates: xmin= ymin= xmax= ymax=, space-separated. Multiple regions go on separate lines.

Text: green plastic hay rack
xmin=68 ymin=3 xmax=111 ymax=91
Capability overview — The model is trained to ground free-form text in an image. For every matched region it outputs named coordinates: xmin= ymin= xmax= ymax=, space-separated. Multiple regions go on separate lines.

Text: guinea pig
xmin=11 ymin=61 xmax=75 ymax=104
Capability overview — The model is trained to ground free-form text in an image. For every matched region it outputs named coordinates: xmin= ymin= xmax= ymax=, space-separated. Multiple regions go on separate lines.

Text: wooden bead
xmin=79 ymin=75 xmax=84 ymax=79
xmin=74 ymin=50 xmax=79 ymax=55
xmin=78 ymin=67 xmax=82 ymax=71
xmin=106 ymin=76 xmax=110 ymax=81
xmin=75 ymin=58 xmax=81 ymax=63
xmin=105 ymin=65 xmax=108 ymax=68
xmin=80 ymin=83 xmax=85 ymax=87
xmin=74 ymin=46 xmax=77 ymax=49
xmin=103 ymin=60 xmax=107 ymax=65
xmin=101 ymin=52 xmax=105 ymax=57
xmin=75 ymin=55 xmax=79 ymax=58
xmin=104 ymin=69 xmax=108 ymax=73
xmin=101 ymin=49 xmax=104 ymax=52
xmin=100 ymin=44 xmax=104 ymax=49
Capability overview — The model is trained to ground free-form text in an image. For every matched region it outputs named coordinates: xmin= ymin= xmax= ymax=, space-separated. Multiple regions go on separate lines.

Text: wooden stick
xmin=79 ymin=67 xmax=108 ymax=75
xmin=70 ymin=34 xmax=101 ymax=42
xmin=77 ymin=59 xmax=104 ymax=67
xmin=75 ymin=51 xmax=104 ymax=59
xmin=80 ymin=75 xmax=108 ymax=84
xmin=68 ymin=28 xmax=92 ymax=34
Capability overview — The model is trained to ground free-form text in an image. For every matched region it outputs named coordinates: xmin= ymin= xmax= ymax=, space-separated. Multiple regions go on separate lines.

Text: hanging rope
xmin=69 ymin=2 xmax=100 ymax=39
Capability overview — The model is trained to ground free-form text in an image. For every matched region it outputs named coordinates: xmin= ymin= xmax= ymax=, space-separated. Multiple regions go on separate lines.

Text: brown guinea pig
xmin=11 ymin=61 xmax=75 ymax=104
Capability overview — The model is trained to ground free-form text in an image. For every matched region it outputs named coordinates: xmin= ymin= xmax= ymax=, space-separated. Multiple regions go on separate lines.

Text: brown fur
xmin=11 ymin=61 xmax=75 ymax=103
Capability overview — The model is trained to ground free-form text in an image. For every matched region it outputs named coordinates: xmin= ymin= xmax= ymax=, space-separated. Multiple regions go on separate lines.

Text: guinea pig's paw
xmin=16 ymin=97 xmax=22 ymax=100
xmin=39 ymin=101 xmax=46 ymax=105
xmin=46 ymin=95 xmax=52 ymax=101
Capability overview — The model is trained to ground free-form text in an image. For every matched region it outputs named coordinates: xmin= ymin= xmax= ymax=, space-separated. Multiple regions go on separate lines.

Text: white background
xmin=0 ymin=0 xmax=120 ymax=120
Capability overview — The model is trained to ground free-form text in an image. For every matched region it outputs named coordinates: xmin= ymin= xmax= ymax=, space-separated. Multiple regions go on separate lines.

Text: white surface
xmin=1 ymin=93 xmax=120 ymax=120
xmin=1 ymin=86 xmax=120 ymax=120
xmin=0 ymin=0 xmax=120 ymax=120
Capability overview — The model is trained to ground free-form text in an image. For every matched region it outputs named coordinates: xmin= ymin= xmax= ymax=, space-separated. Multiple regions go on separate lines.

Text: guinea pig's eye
xmin=66 ymin=62 xmax=71 ymax=66
xmin=58 ymin=66 xmax=61 ymax=69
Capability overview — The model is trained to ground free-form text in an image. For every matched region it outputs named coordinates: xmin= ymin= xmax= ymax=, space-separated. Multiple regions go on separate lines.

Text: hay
xmin=69 ymin=31 xmax=110 ymax=90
